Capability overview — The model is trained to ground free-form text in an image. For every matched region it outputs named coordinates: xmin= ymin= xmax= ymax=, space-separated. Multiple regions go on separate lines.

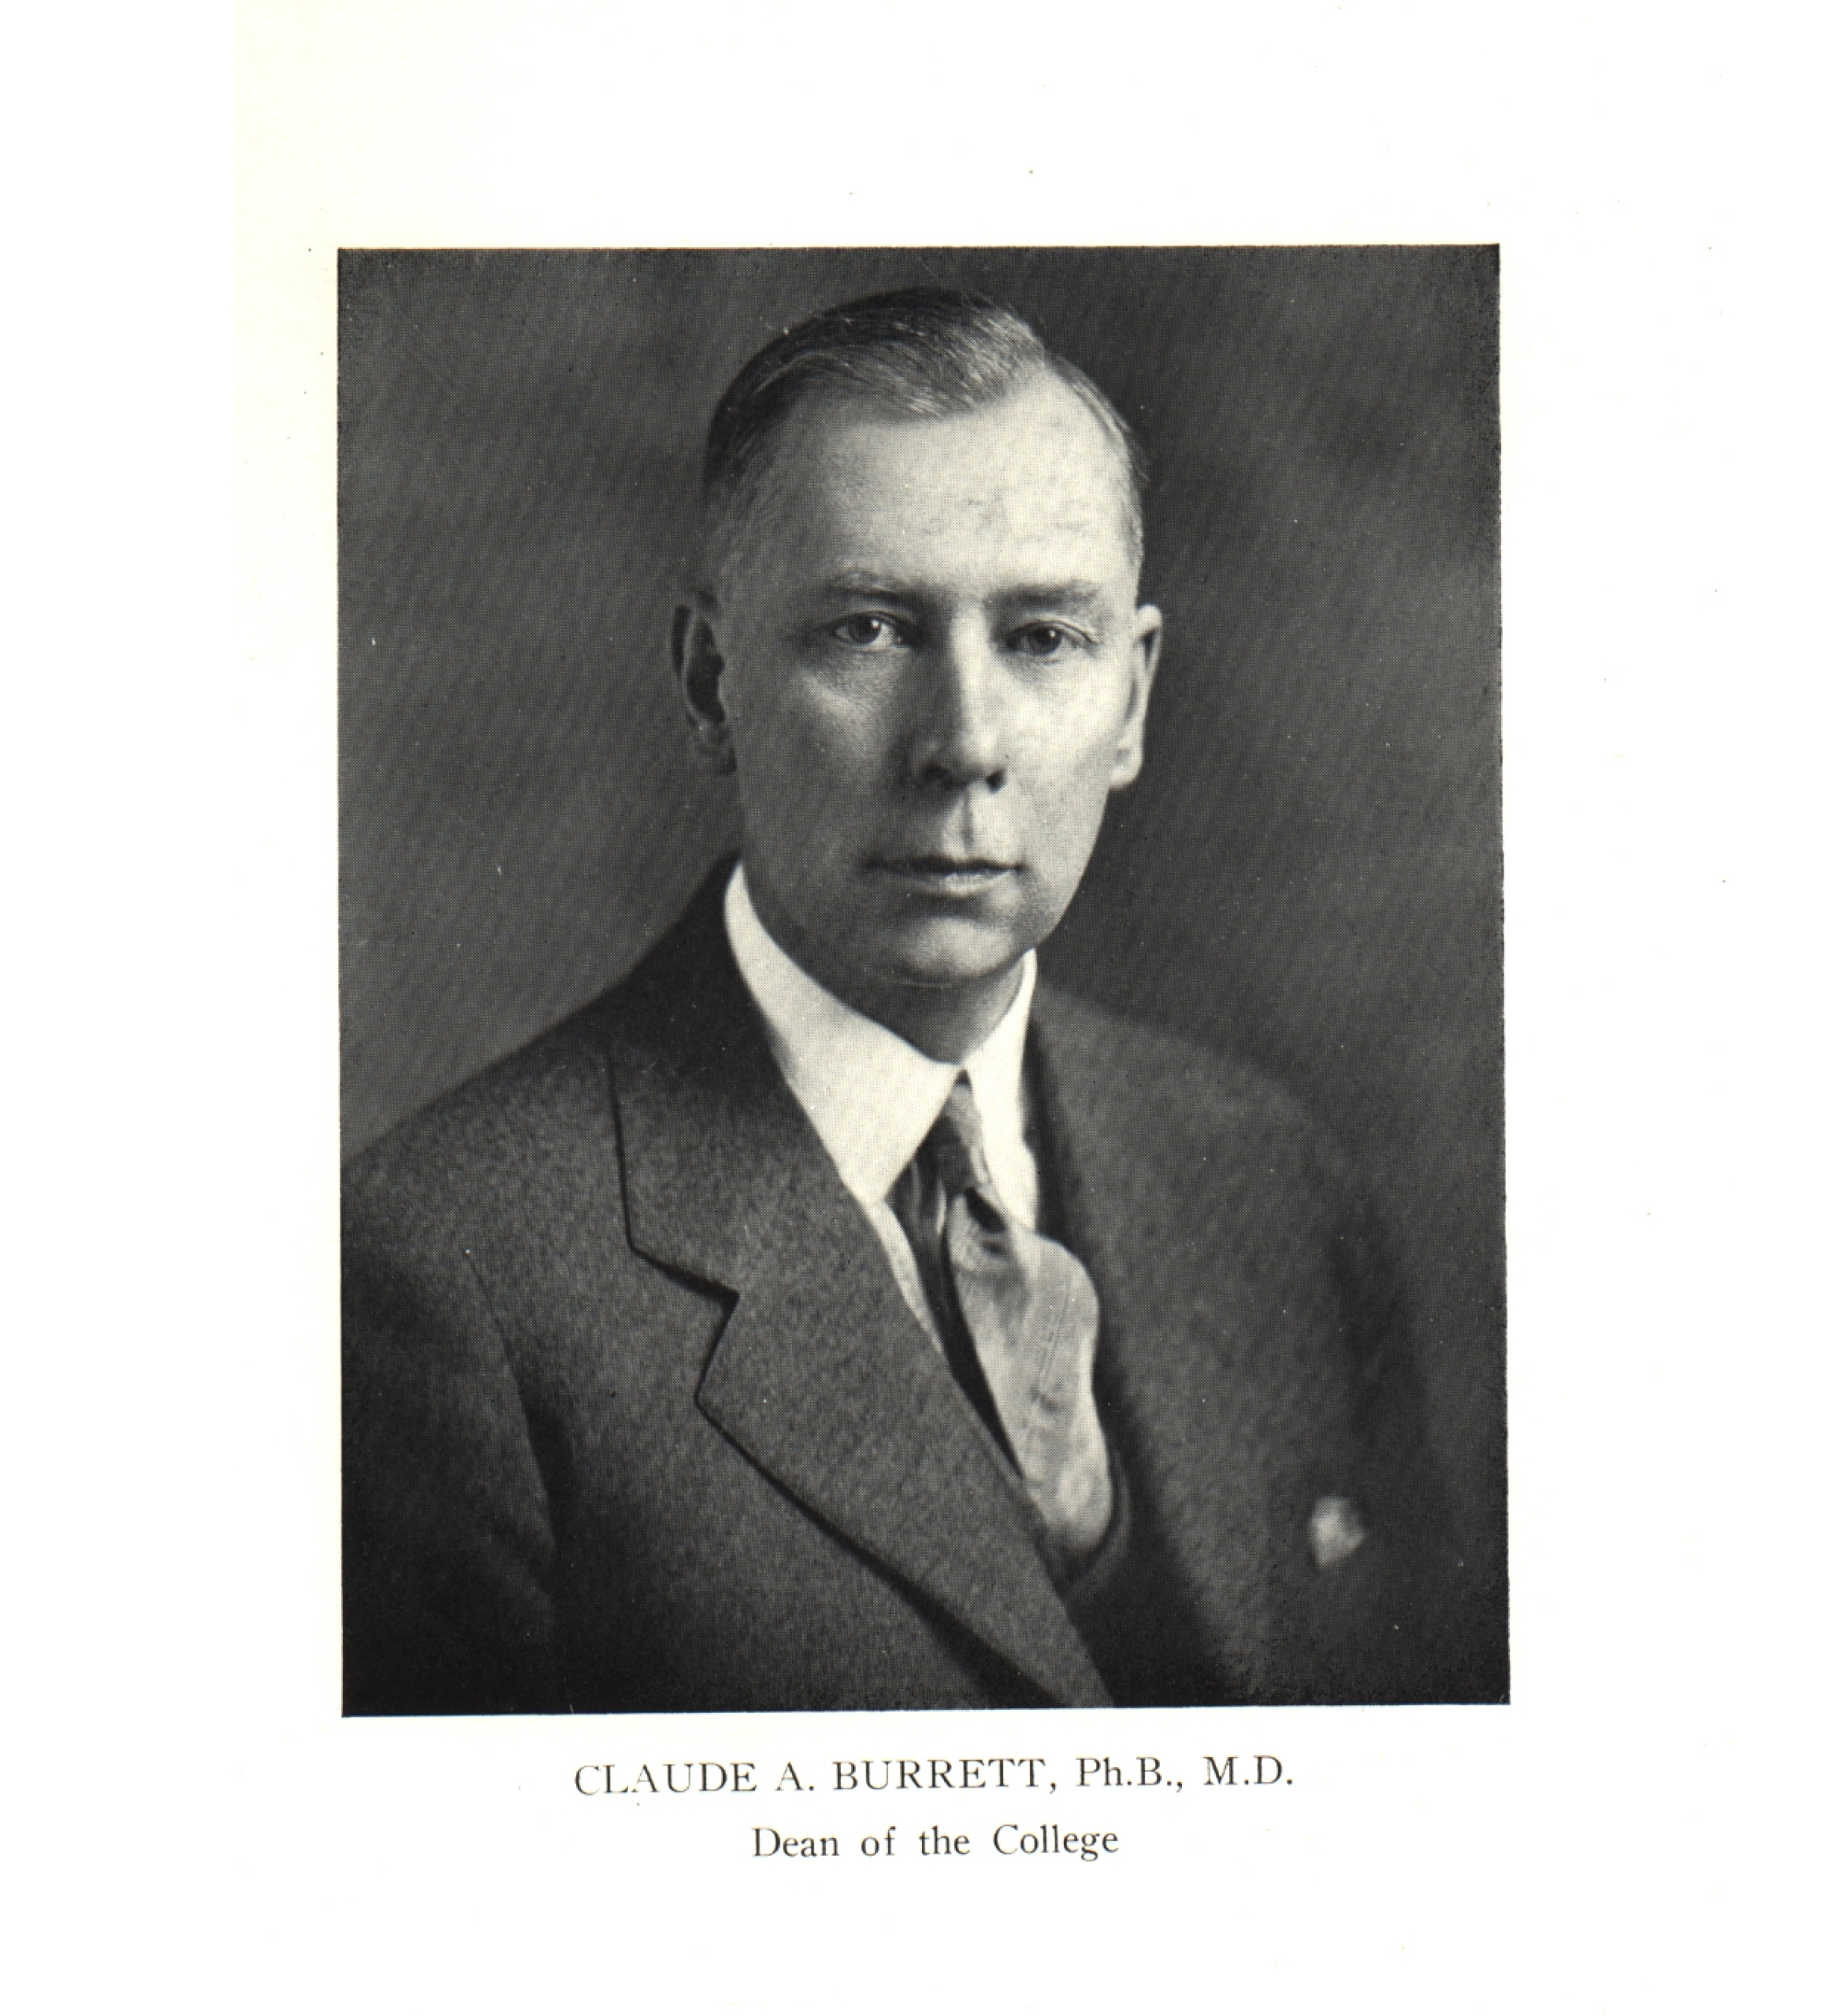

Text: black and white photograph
xmin=12 ymin=9 xmax=1825 ymax=2011
xmin=338 ymin=249 xmax=1506 ymax=1715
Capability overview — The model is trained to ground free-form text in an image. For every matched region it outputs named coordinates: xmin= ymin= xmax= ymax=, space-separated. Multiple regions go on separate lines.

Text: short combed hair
xmin=699 ymin=286 xmax=1148 ymax=583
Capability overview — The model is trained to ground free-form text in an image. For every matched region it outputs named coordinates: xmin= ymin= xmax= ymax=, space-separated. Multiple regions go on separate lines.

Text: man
xmin=343 ymin=287 xmax=1476 ymax=1714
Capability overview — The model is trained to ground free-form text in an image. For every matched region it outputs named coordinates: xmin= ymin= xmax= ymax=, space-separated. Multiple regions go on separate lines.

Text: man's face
xmin=690 ymin=371 xmax=1161 ymax=1021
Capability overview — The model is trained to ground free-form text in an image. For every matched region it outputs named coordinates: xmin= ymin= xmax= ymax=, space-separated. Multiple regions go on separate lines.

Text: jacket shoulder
xmin=344 ymin=993 xmax=625 ymax=1223
xmin=345 ymin=869 xmax=739 ymax=1224
xmin=1032 ymin=983 xmax=1330 ymax=1169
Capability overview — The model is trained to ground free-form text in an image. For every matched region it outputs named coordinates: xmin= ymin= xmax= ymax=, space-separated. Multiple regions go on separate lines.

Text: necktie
xmin=892 ymin=1076 xmax=1114 ymax=1575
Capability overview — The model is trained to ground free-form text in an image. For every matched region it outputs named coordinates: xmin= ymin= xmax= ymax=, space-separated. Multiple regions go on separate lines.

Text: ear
xmin=1108 ymin=603 xmax=1163 ymax=791
xmin=671 ymin=595 xmax=735 ymax=774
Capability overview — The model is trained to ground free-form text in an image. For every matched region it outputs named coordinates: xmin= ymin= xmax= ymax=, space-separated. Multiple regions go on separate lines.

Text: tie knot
xmin=924 ymin=1075 xmax=994 ymax=1203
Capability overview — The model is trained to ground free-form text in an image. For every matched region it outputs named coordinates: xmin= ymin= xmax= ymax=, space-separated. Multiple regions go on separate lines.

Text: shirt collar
xmin=723 ymin=860 xmax=1036 ymax=1212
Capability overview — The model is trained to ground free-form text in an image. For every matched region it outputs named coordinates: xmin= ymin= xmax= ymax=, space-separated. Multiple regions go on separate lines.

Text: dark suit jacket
xmin=343 ymin=869 xmax=1480 ymax=1714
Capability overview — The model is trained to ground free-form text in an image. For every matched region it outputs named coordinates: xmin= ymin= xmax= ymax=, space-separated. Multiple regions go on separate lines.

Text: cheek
xmin=1029 ymin=684 xmax=1133 ymax=786
xmin=729 ymin=661 xmax=891 ymax=802
xmin=1016 ymin=699 xmax=1131 ymax=857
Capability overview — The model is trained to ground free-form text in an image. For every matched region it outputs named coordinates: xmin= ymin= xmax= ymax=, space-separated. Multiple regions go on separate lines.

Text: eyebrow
xmin=999 ymin=582 xmax=1109 ymax=614
xmin=818 ymin=573 xmax=1111 ymax=613
xmin=820 ymin=572 xmax=916 ymax=600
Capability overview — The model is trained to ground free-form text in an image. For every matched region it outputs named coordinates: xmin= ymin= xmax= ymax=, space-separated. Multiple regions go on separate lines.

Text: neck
xmin=747 ymin=877 xmax=1024 ymax=1065
xmin=838 ymin=965 xmax=1024 ymax=1066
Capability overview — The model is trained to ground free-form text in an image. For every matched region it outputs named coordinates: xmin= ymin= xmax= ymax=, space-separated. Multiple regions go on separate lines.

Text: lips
xmin=871 ymin=855 xmax=1020 ymax=895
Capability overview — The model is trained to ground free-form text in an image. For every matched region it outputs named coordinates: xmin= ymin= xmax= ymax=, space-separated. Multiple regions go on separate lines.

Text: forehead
xmin=729 ymin=373 xmax=1140 ymax=594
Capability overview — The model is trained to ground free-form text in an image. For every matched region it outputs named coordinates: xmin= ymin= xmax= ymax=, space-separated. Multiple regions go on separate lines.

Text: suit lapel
xmin=602 ymin=883 xmax=1111 ymax=1709
xmin=1031 ymin=989 xmax=1275 ymax=1698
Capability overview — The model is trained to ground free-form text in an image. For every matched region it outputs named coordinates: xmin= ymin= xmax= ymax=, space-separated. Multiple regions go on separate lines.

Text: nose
xmin=911 ymin=617 xmax=1008 ymax=791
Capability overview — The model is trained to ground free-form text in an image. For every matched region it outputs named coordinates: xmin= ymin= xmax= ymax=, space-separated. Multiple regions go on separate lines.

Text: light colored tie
xmin=892 ymin=1076 xmax=1114 ymax=1575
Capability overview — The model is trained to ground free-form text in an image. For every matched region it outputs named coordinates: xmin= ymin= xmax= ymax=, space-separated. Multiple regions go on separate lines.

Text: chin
xmin=874 ymin=913 xmax=1032 ymax=991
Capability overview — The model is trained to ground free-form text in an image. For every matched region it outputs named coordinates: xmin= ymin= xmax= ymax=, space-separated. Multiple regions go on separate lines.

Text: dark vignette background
xmin=339 ymin=246 xmax=1505 ymax=1665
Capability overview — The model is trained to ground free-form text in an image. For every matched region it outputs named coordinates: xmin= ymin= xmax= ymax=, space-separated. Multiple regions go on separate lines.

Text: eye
xmin=828 ymin=613 xmax=907 ymax=651
xmin=1010 ymin=622 xmax=1081 ymax=658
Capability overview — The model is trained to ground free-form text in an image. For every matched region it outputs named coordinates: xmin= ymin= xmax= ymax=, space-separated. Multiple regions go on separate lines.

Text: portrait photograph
xmin=12 ymin=6 xmax=1822 ymax=2012
xmin=338 ymin=247 xmax=1507 ymax=1716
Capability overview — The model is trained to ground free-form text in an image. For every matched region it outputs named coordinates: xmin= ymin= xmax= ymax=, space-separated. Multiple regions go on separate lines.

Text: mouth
xmin=869 ymin=855 xmax=1021 ymax=897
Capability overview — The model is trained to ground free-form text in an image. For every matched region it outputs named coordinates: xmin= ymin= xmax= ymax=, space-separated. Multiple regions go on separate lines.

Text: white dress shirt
xmin=723 ymin=862 xmax=1039 ymax=1345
